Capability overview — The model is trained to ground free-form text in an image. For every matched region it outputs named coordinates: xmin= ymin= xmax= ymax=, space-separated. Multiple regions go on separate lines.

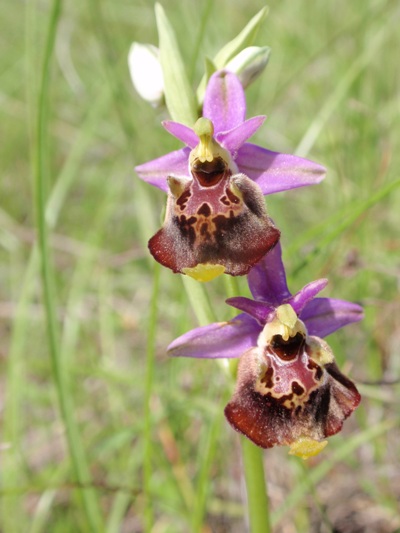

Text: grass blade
xmin=33 ymin=0 xmax=104 ymax=530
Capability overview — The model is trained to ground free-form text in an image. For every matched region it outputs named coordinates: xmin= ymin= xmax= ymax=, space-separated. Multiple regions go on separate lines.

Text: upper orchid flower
xmin=168 ymin=244 xmax=363 ymax=457
xmin=136 ymin=70 xmax=326 ymax=194
xmin=135 ymin=70 xmax=326 ymax=281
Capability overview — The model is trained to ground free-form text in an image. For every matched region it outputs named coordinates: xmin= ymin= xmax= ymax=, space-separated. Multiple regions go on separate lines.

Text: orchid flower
xmin=168 ymin=243 xmax=362 ymax=457
xmin=135 ymin=70 xmax=326 ymax=280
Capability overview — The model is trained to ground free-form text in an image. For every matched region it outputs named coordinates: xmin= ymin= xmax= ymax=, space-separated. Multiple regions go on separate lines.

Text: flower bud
xmin=128 ymin=43 xmax=164 ymax=106
xmin=225 ymin=46 xmax=270 ymax=88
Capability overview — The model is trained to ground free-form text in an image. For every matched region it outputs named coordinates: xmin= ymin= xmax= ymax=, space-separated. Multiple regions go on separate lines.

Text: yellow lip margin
xmin=288 ymin=436 xmax=328 ymax=460
xmin=182 ymin=263 xmax=226 ymax=282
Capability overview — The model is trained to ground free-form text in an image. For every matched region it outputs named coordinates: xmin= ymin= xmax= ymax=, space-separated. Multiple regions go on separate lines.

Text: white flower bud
xmin=128 ymin=43 xmax=164 ymax=106
xmin=225 ymin=46 xmax=270 ymax=88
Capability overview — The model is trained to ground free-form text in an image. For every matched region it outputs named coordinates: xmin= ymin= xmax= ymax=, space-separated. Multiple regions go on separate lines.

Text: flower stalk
xmin=241 ymin=437 xmax=271 ymax=533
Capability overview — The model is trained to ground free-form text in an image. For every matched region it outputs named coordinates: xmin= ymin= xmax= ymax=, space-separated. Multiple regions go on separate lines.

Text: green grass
xmin=1 ymin=0 xmax=400 ymax=532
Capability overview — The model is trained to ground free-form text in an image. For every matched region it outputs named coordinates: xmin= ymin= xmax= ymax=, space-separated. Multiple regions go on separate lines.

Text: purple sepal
xmin=216 ymin=116 xmax=266 ymax=154
xmin=167 ymin=313 xmax=260 ymax=359
xmin=236 ymin=144 xmax=326 ymax=195
xmin=226 ymin=297 xmax=274 ymax=325
xmin=290 ymin=279 xmax=328 ymax=316
xmin=202 ymin=70 xmax=246 ymax=133
xmin=134 ymin=147 xmax=191 ymax=191
xmin=162 ymin=121 xmax=198 ymax=148
xmin=247 ymin=243 xmax=291 ymax=305
xmin=301 ymin=298 xmax=364 ymax=338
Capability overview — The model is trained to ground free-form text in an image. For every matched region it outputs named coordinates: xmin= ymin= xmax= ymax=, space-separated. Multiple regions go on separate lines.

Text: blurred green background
xmin=1 ymin=0 xmax=399 ymax=532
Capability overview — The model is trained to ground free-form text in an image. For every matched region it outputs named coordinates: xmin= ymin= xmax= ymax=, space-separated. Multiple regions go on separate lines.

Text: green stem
xmin=241 ymin=437 xmax=271 ymax=533
xmin=181 ymin=276 xmax=216 ymax=325
xmin=34 ymin=0 xmax=103 ymax=530
xmin=223 ymin=274 xmax=242 ymax=299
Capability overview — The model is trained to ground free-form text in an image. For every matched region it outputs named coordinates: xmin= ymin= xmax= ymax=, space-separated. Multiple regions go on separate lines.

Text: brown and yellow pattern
xmin=224 ymin=305 xmax=361 ymax=449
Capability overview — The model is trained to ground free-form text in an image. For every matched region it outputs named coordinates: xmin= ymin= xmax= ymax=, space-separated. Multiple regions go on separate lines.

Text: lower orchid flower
xmin=168 ymin=243 xmax=362 ymax=458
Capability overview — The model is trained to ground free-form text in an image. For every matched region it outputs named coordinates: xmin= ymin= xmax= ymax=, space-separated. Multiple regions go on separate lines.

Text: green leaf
xmin=155 ymin=3 xmax=198 ymax=125
xmin=196 ymin=7 xmax=268 ymax=103
xmin=213 ymin=7 xmax=269 ymax=68
xmin=205 ymin=56 xmax=217 ymax=80
xmin=225 ymin=45 xmax=271 ymax=89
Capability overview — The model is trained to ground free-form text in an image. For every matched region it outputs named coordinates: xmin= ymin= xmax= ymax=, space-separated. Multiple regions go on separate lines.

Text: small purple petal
xmin=236 ymin=144 xmax=326 ymax=195
xmin=289 ymin=279 xmax=328 ymax=316
xmin=216 ymin=116 xmax=266 ymax=154
xmin=300 ymin=298 xmax=364 ymax=338
xmin=203 ymin=71 xmax=246 ymax=133
xmin=247 ymin=243 xmax=291 ymax=305
xmin=167 ymin=313 xmax=260 ymax=359
xmin=135 ymin=147 xmax=191 ymax=191
xmin=162 ymin=121 xmax=198 ymax=149
xmin=226 ymin=297 xmax=274 ymax=325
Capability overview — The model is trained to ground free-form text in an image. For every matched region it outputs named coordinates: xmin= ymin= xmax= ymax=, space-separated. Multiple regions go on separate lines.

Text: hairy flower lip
xmin=224 ymin=311 xmax=361 ymax=450
xmin=148 ymin=168 xmax=280 ymax=277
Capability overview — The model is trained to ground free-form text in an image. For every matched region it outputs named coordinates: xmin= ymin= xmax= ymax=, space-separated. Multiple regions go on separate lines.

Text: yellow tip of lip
xmin=277 ymin=304 xmax=297 ymax=330
xmin=288 ymin=437 xmax=328 ymax=460
xmin=182 ymin=263 xmax=225 ymax=282
xmin=193 ymin=117 xmax=214 ymax=138
xmin=193 ymin=118 xmax=215 ymax=163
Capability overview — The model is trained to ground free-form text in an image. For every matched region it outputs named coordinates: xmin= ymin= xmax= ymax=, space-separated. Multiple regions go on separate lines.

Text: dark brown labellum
xmin=148 ymin=173 xmax=280 ymax=276
xmin=224 ymin=335 xmax=361 ymax=448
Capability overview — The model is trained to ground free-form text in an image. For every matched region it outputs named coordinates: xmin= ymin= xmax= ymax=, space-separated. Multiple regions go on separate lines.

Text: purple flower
xmin=168 ymin=244 xmax=362 ymax=454
xmin=136 ymin=70 xmax=326 ymax=194
xmin=135 ymin=70 xmax=326 ymax=279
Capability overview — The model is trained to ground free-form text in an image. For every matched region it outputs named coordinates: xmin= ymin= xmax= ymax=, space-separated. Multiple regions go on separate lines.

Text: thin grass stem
xmin=181 ymin=276 xmax=216 ymax=325
xmin=34 ymin=0 xmax=104 ymax=530
xmin=143 ymin=262 xmax=161 ymax=531
xmin=190 ymin=376 xmax=233 ymax=532
xmin=1 ymin=250 xmax=38 ymax=533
